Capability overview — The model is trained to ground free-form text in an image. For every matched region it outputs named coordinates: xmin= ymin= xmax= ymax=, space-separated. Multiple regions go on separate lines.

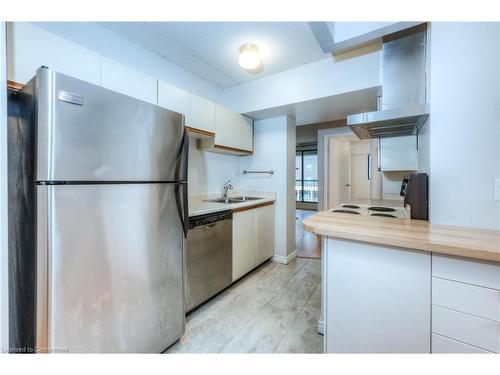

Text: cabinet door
xmin=158 ymin=80 xmax=190 ymax=119
xmin=100 ymin=57 xmax=157 ymax=105
xmin=215 ymin=104 xmax=237 ymax=149
xmin=232 ymin=209 xmax=256 ymax=281
xmin=380 ymin=135 xmax=417 ymax=171
xmin=432 ymin=334 xmax=492 ymax=354
xmin=256 ymin=204 xmax=274 ymax=265
xmin=7 ymin=22 xmax=101 ymax=85
xmin=237 ymin=114 xmax=254 ymax=152
xmin=189 ymin=94 xmax=215 ymax=133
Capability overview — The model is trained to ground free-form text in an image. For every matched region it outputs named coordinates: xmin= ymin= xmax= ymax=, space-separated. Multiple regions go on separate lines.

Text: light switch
xmin=495 ymin=179 xmax=500 ymax=201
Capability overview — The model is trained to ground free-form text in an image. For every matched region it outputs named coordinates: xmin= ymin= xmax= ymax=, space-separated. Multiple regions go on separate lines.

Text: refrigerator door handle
xmin=181 ymin=128 xmax=189 ymax=183
xmin=175 ymin=129 xmax=189 ymax=237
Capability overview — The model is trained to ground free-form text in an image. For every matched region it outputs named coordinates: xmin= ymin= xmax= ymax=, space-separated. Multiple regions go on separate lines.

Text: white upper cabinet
xmin=236 ymin=114 xmax=254 ymax=152
xmin=380 ymin=135 xmax=418 ymax=172
xmin=100 ymin=57 xmax=157 ymax=105
xmin=215 ymin=104 xmax=238 ymax=149
xmin=7 ymin=22 xmax=101 ymax=85
xmin=157 ymin=80 xmax=190 ymax=118
xmin=212 ymin=105 xmax=253 ymax=153
xmin=188 ymin=94 xmax=216 ymax=134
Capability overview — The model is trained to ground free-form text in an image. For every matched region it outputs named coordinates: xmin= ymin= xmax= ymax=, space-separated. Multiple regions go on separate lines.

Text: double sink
xmin=203 ymin=196 xmax=262 ymax=204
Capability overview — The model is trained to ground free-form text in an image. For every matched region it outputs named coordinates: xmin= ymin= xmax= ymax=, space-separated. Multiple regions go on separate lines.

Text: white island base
xmin=322 ymin=238 xmax=431 ymax=353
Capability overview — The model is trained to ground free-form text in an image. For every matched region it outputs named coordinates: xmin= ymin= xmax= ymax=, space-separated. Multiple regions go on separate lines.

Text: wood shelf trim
xmin=214 ymin=144 xmax=252 ymax=155
xmin=186 ymin=126 xmax=215 ymax=138
xmin=7 ymin=80 xmax=24 ymax=90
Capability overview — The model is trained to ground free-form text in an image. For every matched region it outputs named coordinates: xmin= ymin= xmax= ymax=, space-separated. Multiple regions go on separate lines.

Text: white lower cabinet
xmin=232 ymin=209 xmax=256 ymax=281
xmin=432 ymin=306 xmax=499 ymax=353
xmin=432 ymin=277 xmax=500 ymax=322
xmin=431 ymin=254 xmax=500 ymax=353
xmin=232 ymin=204 xmax=274 ymax=281
xmin=255 ymin=204 xmax=274 ymax=265
xmin=432 ymin=334 xmax=491 ymax=354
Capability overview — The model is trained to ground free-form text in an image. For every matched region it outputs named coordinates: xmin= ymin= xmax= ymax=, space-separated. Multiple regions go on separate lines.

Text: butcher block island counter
xmin=304 ymin=211 xmax=500 ymax=354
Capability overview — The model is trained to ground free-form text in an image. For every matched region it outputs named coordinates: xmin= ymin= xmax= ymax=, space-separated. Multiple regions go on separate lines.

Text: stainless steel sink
xmin=203 ymin=196 xmax=263 ymax=204
xmin=230 ymin=196 xmax=262 ymax=201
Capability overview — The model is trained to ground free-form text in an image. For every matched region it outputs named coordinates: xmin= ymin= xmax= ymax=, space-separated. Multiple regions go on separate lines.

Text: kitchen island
xmin=304 ymin=211 xmax=500 ymax=353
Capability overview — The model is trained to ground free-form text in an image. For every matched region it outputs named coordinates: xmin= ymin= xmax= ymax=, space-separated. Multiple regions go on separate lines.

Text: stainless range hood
xmin=347 ymin=24 xmax=429 ymax=139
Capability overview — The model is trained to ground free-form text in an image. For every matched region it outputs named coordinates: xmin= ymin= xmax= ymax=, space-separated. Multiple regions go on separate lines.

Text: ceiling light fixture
xmin=238 ymin=43 xmax=261 ymax=71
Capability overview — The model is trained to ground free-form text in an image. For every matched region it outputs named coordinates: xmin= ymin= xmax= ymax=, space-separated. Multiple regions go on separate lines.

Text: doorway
xmin=295 ymin=149 xmax=321 ymax=259
xmin=295 ymin=150 xmax=318 ymax=209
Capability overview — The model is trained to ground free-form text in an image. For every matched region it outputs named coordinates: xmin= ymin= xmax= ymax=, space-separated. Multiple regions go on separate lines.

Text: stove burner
xmin=370 ymin=213 xmax=397 ymax=218
xmin=341 ymin=204 xmax=360 ymax=209
xmin=332 ymin=209 xmax=360 ymax=214
xmin=368 ymin=206 xmax=396 ymax=212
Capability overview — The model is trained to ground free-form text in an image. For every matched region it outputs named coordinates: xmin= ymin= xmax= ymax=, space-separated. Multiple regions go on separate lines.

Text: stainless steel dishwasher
xmin=185 ymin=210 xmax=232 ymax=312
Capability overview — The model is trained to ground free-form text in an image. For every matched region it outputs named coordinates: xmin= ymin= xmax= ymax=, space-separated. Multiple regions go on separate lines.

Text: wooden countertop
xmin=303 ymin=211 xmax=500 ymax=263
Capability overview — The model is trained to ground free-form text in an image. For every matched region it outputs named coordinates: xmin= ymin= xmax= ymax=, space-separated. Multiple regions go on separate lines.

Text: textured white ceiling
xmin=99 ymin=22 xmax=328 ymax=89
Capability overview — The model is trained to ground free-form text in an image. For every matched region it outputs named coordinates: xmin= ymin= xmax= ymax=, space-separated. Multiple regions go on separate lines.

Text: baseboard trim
xmin=317 ymin=318 xmax=324 ymax=335
xmin=272 ymin=250 xmax=297 ymax=265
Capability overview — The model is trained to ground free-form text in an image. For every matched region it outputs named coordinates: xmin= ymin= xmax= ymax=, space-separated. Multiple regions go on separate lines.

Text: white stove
xmin=331 ymin=203 xmax=409 ymax=219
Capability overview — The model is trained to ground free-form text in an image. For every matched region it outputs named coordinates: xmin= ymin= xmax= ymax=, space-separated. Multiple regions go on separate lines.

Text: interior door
xmin=350 ymin=153 xmax=371 ymax=201
xmin=328 ymin=137 xmax=351 ymax=208
xmin=37 ymin=183 xmax=184 ymax=353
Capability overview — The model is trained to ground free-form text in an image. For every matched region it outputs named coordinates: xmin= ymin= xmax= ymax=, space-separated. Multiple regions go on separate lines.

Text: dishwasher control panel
xmin=189 ymin=210 xmax=233 ymax=229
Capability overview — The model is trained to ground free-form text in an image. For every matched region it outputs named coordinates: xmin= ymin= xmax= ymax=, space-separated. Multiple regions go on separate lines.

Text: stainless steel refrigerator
xmin=8 ymin=67 xmax=189 ymax=353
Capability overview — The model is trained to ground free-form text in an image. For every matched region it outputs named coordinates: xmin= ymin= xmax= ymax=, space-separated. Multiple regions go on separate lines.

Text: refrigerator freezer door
xmin=35 ymin=67 xmax=185 ymax=182
xmin=36 ymin=184 xmax=185 ymax=353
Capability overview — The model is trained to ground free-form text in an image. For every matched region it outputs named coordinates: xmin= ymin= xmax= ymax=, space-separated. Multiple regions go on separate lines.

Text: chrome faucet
xmin=222 ymin=180 xmax=233 ymax=199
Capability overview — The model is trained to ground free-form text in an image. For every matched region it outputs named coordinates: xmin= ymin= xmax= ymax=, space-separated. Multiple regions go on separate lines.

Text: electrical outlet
xmin=495 ymin=179 xmax=500 ymax=201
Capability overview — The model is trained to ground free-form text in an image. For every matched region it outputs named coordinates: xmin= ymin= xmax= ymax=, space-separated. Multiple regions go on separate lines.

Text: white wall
xmin=222 ymin=51 xmax=381 ymax=113
xmin=188 ymin=139 xmax=241 ymax=196
xmin=429 ymin=22 xmax=500 ymax=230
xmin=382 ymin=172 xmax=406 ymax=201
xmin=333 ymin=22 xmax=394 ymax=42
xmin=0 ymin=21 xmax=9 ymax=351
xmin=417 ymin=120 xmax=431 ymax=175
xmin=239 ymin=116 xmax=296 ymax=262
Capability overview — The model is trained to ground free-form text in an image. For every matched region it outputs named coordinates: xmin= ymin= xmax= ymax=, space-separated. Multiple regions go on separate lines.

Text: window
xmin=296 ymin=150 xmax=318 ymax=203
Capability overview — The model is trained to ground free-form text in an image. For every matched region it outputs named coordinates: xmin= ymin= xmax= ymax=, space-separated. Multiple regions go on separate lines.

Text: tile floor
xmin=166 ymin=258 xmax=323 ymax=353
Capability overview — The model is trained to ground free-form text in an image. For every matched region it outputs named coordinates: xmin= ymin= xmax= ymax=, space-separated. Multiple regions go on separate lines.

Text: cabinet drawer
xmin=432 ymin=334 xmax=491 ymax=353
xmin=432 ymin=277 xmax=500 ymax=321
xmin=432 ymin=305 xmax=500 ymax=353
xmin=432 ymin=254 xmax=500 ymax=290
